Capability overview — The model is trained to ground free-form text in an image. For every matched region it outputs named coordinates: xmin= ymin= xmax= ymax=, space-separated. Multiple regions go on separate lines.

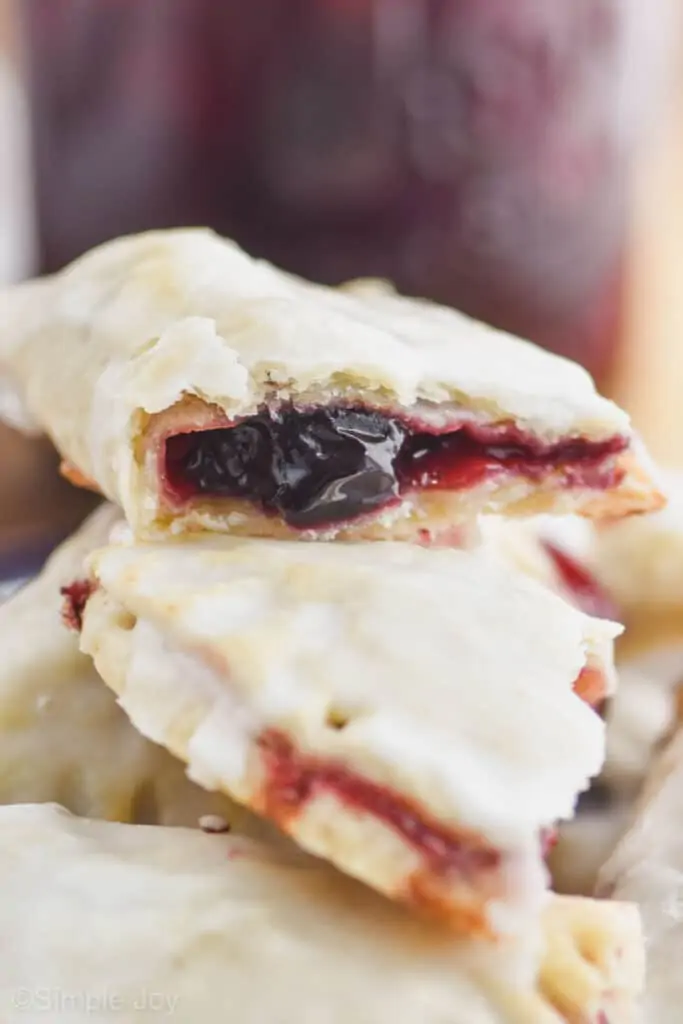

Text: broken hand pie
xmin=72 ymin=535 xmax=619 ymax=937
xmin=0 ymin=804 xmax=644 ymax=1024
xmin=0 ymin=229 xmax=661 ymax=542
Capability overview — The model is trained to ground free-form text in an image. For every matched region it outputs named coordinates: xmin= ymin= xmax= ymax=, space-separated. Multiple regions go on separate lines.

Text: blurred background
xmin=0 ymin=0 xmax=682 ymax=571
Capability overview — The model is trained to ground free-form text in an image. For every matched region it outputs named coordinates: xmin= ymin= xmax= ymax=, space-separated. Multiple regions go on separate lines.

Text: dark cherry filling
xmin=258 ymin=729 xmax=501 ymax=878
xmin=60 ymin=579 xmax=96 ymax=632
xmin=542 ymin=540 xmax=619 ymax=621
xmin=163 ymin=405 xmax=628 ymax=529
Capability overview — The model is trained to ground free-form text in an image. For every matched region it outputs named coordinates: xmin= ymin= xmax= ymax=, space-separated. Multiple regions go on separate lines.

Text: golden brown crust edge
xmin=579 ymin=449 xmax=666 ymax=520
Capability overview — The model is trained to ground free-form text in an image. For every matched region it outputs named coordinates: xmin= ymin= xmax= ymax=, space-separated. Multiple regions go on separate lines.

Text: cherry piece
xmin=60 ymin=579 xmax=96 ymax=632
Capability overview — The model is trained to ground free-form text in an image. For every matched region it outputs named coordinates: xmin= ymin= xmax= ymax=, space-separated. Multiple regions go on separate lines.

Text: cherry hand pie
xmin=0 ymin=804 xmax=644 ymax=1024
xmin=0 ymin=230 xmax=662 ymax=542
xmin=591 ymin=469 xmax=683 ymax=664
xmin=73 ymin=535 xmax=619 ymax=937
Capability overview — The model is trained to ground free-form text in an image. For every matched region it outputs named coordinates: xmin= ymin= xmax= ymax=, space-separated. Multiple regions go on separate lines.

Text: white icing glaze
xmin=0 ymin=804 xmax=643 ymax=1023
xmin=82 ymin=538 xmax=615 ymax=861
xmin=0 ymin=504 xmax=256 ymax=829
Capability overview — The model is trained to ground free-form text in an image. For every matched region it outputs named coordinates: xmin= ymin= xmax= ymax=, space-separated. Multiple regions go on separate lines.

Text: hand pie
xmin=73 ymin=536 xmax=618 ymax=936
xmin=591 ymin=469 xmax=683 ymax=662
xmin=589 ymin=473 xmax=683 ymax=776
xmin=597 ymin=727 xmax=683 ymax=1024
xmin=0 ymin=804 xmax=644 ymax=1024
xmin=0 ymin=503 xmax=263 ymax=833
xmin=0 ymin=229 xmax=661 ymax=542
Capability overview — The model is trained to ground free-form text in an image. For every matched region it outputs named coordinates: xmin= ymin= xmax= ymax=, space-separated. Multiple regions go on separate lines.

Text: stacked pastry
xmin=0 ymin=230 xmax=663 ymax=1022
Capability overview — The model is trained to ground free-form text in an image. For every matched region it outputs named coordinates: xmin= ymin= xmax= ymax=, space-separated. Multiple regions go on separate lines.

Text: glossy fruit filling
xmin=258 ymin=729 xmax=501 ymax=879
xmin=163 ymin=405 xmax=628 ymax=529
xmin=61 ymin=579 xmax=97 ymax=632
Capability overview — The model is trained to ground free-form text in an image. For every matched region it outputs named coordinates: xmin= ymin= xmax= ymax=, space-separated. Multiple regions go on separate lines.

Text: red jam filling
xmin=60 ymin=579 xmax=96 ymax=632
xmin=542 ymin=540 xmax=619 ymax=620
xmin=163 ymin=405 xmax=627 ymax=529
xmin=573 ymin=664 xmax=608 ymax=710
xmin=258 ymin=729 xmax=502 ymax=878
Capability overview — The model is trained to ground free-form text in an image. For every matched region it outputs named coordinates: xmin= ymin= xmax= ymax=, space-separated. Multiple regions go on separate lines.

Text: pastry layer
xmin=0 ymin=229 xmax=661 ymax=540
xmin=0 ymin=804 xmax=644 ymax=1024
xmin=78 ymin=536 xmax=617 ymax=935
xmin=0 ymin=504 xmax=267 ymax=832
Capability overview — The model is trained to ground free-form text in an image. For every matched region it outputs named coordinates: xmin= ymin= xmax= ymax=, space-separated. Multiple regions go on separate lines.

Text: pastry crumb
xmin=199 ymin=814 xmax=231 ymax=834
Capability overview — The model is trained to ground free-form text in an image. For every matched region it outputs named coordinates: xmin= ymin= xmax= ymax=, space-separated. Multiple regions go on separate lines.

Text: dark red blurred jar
xmin=21 ymin=0 xmax=653 ymax=384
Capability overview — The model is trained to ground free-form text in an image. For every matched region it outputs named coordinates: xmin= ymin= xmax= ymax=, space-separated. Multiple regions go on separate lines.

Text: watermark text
xmin=10 ymin=988 xmax=179 ymax=1015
